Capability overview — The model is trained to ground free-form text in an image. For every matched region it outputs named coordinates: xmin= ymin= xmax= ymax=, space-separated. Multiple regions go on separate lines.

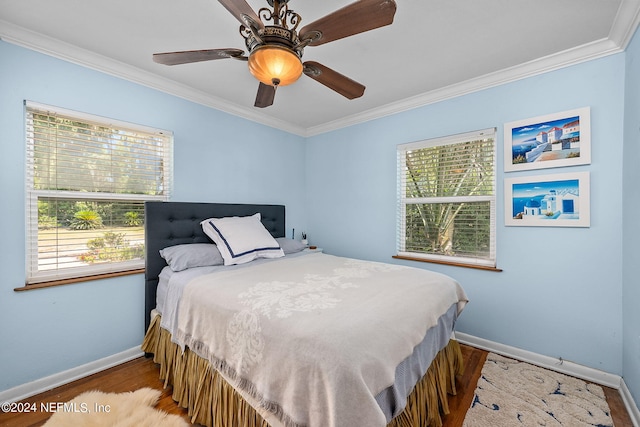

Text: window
xmin=25 ymin=101 xmax=173 ymax=285
xmin=397 ymin=128 xmax=496 ymax=268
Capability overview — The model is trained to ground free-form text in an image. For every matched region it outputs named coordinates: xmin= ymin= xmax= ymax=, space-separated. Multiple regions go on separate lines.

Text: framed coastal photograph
xmin=504 ymin=171 xmax=590 ymax=227
xmin=504 ymin=107 xmax=591 ymax=172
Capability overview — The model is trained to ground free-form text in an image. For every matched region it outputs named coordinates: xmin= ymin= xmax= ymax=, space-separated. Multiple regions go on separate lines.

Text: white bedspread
xmin=173 ymin=252 xmax=467 ymax=427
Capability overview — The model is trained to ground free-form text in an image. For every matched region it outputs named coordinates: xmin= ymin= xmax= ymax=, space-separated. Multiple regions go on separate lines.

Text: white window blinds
xmin=25 ymin=101 xmax=173 ymax=284
xmin=397 ymin=128 xmax=497 ymax=267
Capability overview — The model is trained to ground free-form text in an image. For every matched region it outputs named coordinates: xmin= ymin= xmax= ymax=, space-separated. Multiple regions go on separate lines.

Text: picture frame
xmin=504 ymin=171 xmax=590 ymax=227
xmin=504 ymin=107 xmax=591 ymax=172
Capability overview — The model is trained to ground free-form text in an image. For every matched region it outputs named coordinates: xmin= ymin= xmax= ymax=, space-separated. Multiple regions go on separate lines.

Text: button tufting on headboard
xmin=143 ymin=201 xmax=285 ymax=332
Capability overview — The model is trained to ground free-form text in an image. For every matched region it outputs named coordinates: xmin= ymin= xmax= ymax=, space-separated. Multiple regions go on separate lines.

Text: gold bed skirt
xmin=141 ymin=314 xmax=463 ymax=427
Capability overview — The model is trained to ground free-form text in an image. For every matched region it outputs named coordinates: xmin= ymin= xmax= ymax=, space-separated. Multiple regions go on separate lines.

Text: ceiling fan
xmin=152 ymin=0 xmax=397 ymax=108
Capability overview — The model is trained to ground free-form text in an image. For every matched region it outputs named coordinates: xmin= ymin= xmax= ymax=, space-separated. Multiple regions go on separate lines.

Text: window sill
xmin=392 ymin=255 xmax=502 ymax=272
xmin=14 ymin=268 xmax=145 ymax=292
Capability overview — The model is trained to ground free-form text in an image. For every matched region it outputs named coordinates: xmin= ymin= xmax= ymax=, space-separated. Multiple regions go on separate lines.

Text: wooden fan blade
xmin=303 ymin=61 xmax=365 ymax=99
xmin=153 ymin=48 xmax=245 ymax=65
xmin=299 ymin=0 xmax=396 ymax=47
xmin=218 ymin=0 xmax=264 ymax=31
xmin=254 ymin=83 xmax=276 ymax=108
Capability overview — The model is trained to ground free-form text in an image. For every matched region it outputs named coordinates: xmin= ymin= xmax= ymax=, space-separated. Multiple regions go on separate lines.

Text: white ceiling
xmin=1 ymin=0 xmax=639 ymax=136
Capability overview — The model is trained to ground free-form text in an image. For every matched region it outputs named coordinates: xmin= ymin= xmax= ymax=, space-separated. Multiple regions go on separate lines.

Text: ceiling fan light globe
xmin=248 ymin=45 xmax=303 ymax=87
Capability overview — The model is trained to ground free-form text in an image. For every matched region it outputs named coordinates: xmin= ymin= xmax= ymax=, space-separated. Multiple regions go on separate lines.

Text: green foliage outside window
xmin=81 ymin=231 xmax=144 ymax=264
xmin=36 ymin=198 xmax=145 ymax=266
xmin=69 ymin=210 xmax=103 ymax=230
xmin=401 ymin=134 xmax=495 ymax=263
xmin=124 ymin=211 xmax=142 ymax=226
xmin=26 ymin=102 xmax=171 ymax=283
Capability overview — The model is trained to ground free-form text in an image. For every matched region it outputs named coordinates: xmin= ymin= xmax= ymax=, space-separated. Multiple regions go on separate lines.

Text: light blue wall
xmin=1 ymin=31 xmax=638 ymax=408
xmin=623 ymin=27 xmax=640 ymax=405
xmin=0 ymin=40 xmax=306 ymax=391
xmin=306 ymin=55 xmax=626 ymax=375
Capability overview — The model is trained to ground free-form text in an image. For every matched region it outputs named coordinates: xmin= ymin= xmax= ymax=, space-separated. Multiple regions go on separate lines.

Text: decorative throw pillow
xmin=159 ymin=243 xmax=224 ymax=271
xmin=201 ymin=213 xmax=284 ymax=265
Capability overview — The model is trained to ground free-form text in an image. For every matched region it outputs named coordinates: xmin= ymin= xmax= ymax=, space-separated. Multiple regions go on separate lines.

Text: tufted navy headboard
xmin=144 ymin=201 xmax=286 ymax=331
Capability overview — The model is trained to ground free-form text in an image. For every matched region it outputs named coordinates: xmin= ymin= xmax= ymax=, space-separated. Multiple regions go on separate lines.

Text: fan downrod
xmin=266 ymin=0 xmax=290 ymax=6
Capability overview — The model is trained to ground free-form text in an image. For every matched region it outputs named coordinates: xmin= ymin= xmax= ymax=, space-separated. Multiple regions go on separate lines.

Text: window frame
xmin=24 ymin=101 xmax=173 ymax=285
xmin=396 ymin=128 xmax=498 ymax=269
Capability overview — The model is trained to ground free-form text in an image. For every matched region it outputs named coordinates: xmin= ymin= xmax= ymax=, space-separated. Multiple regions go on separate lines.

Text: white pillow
xmin=201 ymin=213 xmax=284 ymax=265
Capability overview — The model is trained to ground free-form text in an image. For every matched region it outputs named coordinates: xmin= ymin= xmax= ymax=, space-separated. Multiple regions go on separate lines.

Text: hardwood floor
xmin=0 ymin=344 xmax=633 ymax=427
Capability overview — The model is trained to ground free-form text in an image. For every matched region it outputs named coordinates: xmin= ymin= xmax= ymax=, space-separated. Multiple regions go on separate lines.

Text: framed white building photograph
xmin=505 ymin=171 xmax=590 ymax=227
xmin=504 ymin=107 xmax=591 ymax=172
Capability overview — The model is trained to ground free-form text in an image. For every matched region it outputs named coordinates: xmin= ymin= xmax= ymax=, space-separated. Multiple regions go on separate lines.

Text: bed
xmin=141 ymin=201 xmax=468 ymax=427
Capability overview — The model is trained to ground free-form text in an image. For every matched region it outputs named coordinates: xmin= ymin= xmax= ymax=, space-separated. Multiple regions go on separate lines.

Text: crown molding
xmin=2 ymin=0 xmax=639 ymax=139
xmin=305 ymin=36 xmax=623 ymax=136
xmin=610 ymin=0 xmax=640 ymax=49
xmin=306 ymin=0 xmax=640 ymax=136
xmin=0 ymin=20 xmax=307 ymax=137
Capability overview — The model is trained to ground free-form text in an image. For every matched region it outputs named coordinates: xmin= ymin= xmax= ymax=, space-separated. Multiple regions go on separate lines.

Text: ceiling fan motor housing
xmin=244 ymin=26 xmax=300 ymax=56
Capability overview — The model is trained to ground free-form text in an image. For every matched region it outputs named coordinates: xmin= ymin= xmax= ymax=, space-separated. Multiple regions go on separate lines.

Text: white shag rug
xmin=463 ymin=353 xmax=614 ymax=427
xmin=43 ymin=387 xmax=189 ymax=427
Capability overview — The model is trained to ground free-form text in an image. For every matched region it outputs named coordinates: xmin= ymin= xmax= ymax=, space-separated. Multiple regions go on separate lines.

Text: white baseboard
xmin=620 ymin=379 xmax=640 ymax=427
xmin=0 ymin=347 xmax=143 ymax=404
xmin=455 ymin=332 xmax=640 ymax=427
xmin=455 ymin=332 xmax=620 ymax=387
